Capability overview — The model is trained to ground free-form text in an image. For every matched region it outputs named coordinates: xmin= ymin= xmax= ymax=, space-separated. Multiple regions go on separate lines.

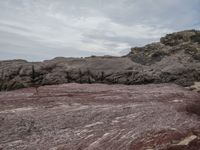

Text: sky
xmin=0 ymin=0 xmax=200 ymax=61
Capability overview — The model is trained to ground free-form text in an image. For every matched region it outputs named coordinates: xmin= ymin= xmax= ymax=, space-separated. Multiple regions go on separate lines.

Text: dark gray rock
xmin=1 ymin=30 xmax=200 ymax=91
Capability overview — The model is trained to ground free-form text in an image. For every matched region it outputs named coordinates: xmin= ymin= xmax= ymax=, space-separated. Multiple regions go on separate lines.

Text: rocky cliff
xmin=0 ymin=30 xmax=200 ymax=91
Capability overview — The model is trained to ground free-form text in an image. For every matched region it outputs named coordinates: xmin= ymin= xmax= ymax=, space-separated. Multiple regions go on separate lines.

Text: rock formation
xmin=0 ymin=30 xmax=200 ymax=91
xmin=0 ymin=83 xmax=200 ymax=150
xmin=1 ymin=30 xmax=200 ymax=150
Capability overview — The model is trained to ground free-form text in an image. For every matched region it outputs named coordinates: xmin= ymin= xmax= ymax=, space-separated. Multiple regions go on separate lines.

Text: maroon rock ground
xmin=0 ymin=83 xmax=200 ymax=150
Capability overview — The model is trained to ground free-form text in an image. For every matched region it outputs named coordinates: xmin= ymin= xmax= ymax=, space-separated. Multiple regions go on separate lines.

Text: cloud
xmin=0 ymin=0 xmax=199 ymax=61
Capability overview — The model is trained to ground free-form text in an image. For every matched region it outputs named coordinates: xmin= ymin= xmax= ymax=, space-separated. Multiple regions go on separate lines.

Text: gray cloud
xmin=0 ymin=0 xmax=199 ymax=61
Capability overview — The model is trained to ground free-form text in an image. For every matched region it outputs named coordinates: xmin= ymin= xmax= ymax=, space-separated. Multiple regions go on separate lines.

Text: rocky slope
xmin=0 ymin=83 xmax=200 ymax=150
xmin=0 ymin=30 xmax=200 ymax=91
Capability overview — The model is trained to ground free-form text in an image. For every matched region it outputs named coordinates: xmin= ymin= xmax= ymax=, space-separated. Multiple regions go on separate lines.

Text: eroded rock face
xmin=160 ymin=30 xmax=198 ymax=46
xmin=0 ymin=83 xmax=200 ymax=150
xmin=0 ymin=30 xmax=200 ymax=91
xmin=127 ymin=30 xmax=200 ymax=64
xmin=128 ymin=43 xmax=169 ymax=65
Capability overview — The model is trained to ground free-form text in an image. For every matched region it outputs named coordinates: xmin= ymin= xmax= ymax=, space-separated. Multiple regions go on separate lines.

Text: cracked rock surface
xmin=0 ymin=83 xmax=200 ymax=150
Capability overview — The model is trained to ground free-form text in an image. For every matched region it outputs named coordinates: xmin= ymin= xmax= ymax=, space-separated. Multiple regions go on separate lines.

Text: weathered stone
xmin=0 ymin=83 xmax=200 ymax=150
xmin=0 ymin=30 xmax=200 ymax=91
xmin=160 ymin=30 xmax=197 ymax=46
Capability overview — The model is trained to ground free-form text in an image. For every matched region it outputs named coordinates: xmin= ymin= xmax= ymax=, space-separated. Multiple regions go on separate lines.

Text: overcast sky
xmin=0 ymin=0 xmax=200 ymax=61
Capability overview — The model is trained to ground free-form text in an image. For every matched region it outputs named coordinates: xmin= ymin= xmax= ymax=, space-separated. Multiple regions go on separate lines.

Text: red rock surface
xmin=0 ymin=83 xmax=200 ymax=150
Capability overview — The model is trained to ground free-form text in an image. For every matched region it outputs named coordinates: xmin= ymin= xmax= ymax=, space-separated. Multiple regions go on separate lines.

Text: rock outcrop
xmin=1 ymin=30 xmax=200 ymax=91
xmin=0 ymin=83 xmax=200 ymax=150
xmin=186 ymin=82 xmax=200 ymax=93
